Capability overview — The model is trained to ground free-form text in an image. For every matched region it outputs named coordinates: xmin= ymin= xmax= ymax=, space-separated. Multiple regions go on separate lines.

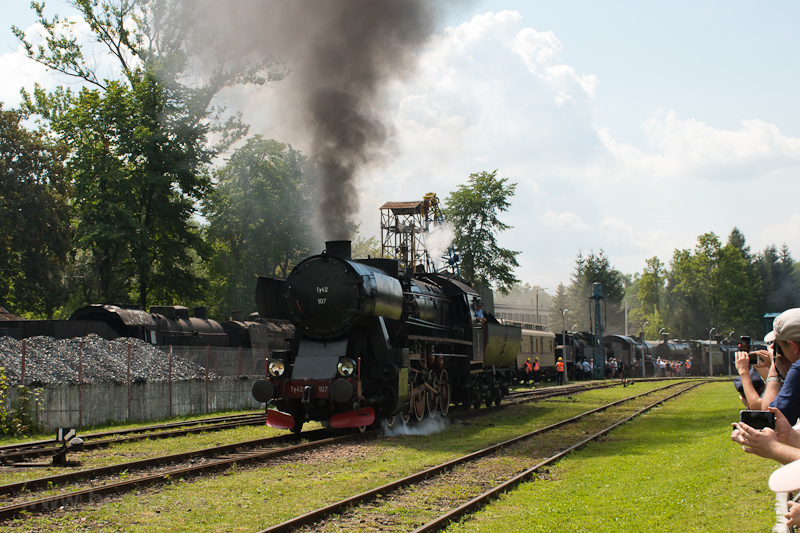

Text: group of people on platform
xmin=653 ymin=357 xmax=690 ymax=377
xmin=730 ymin=308 xmax=800 ymax=527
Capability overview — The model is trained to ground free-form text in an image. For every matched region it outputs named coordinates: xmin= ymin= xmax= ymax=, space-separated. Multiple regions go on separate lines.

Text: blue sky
xmin=3 ymin=1 xmax=800 ymax=294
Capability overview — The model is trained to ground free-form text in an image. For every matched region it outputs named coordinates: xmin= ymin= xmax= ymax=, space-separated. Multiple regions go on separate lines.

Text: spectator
xmin=732 ymin=308 xmax=800 ymax=462
xmin=734 ymin=365 xmax=766 ymax=410
xmin=733 ymin=406 xmax=800 ymax=464
xmin=762 ymin=309 xmax=800 ymax=425
xmin=734 ymin=331 xmax=772 ymax=410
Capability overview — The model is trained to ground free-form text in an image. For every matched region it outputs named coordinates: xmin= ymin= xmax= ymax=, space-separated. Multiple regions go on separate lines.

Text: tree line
xmin=546 ymin=228 xmax=800 ymax=341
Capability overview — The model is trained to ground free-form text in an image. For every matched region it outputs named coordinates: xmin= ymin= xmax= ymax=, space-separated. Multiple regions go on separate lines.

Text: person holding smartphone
xmin=763 ymin=309 xmax=800 ymax=425
xmin=733 ymin=309 xmax=800 ymax=463
xmin=734 ymin=332 xmax=772 ymax=410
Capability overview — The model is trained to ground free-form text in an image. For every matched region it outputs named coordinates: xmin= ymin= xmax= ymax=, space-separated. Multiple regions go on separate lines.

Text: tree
xmin=15 ymin=0 xmax=284 ymax=308
xmin=666 ymin=232 xmax=759 ymax=338
xmin=201 ymin=136 xmax=317 ymax=319
xmin=549 ymin=283 xmax=569 ymax=329
xmin=351 ymin=224 xmax=382 ymax=259
xmin=566 ymin=250 xmax=627 ymax=333
xmin=638 ymin=256 xmax=664 ymax=316
xmin=0 ymin=105 xmax=71 ymax=317
xmin=443 ymin=170 xmax=519 ymax=294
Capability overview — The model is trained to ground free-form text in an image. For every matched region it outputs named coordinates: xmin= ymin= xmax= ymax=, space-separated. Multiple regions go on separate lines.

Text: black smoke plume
xmin=189 ymin=0 xmax=441 ymax=240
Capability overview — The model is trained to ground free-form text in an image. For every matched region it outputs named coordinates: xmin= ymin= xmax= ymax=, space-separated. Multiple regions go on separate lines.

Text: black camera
xmin=740 ymin=410 xmax=775 ymax=430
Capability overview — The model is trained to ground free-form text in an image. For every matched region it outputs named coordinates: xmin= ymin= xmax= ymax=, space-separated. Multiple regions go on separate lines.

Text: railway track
xmin=0 ymin=379 xmax=693 ymax=526
xmin=0 ymin=427 xmax=370 ymax=519
xmin=256 ymin=380 xmax=702 ymax=532
xmin=0 ymin=412 xmax=268 ymax=465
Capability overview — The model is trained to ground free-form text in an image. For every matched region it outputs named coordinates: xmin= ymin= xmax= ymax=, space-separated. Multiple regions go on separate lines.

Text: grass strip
xmin=0 ymin=380 xmax=705 ymax=531
xmin=444 ymin=381 xmax=777 ymax=533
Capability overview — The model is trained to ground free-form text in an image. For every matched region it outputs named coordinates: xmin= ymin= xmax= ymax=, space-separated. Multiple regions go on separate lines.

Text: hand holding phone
xmin=740 ymin=409 xmax=775 ymax=430
xmin=740 ymin=336 xmax=757 ymax=364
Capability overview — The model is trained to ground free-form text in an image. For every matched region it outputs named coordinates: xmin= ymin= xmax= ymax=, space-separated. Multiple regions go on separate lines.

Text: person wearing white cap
xmin=732 ymin=309 xmax=800 ymax=463
xmin=763 ymin=309 xmax=800 ymax=424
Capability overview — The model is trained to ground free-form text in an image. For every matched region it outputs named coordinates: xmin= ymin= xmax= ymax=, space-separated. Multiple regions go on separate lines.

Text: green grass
xmin=0 ymin=380 xmax=767 ymax=532
xmin=445 ymin=381 xmax=777 ymax=533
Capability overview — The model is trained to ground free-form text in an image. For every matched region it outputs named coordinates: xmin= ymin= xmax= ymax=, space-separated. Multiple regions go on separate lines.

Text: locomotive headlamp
xmin=268 ymin=359 xmax=286 ymax=378
xmin=337 ymin=358 xmax=357 ymax=377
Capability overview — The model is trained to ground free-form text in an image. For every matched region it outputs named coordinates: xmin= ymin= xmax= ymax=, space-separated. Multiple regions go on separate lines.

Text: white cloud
xmin=540 ymin=212 xmax=592 ymax=231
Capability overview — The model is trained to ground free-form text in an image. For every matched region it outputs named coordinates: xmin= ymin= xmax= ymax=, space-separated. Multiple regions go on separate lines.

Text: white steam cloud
xmin=382 ymin=415 xmax=447 ymax=437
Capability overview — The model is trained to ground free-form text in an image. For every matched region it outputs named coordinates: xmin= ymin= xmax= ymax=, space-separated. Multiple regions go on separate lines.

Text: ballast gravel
xmin=0 ymin=334 xmax=211 ymax=385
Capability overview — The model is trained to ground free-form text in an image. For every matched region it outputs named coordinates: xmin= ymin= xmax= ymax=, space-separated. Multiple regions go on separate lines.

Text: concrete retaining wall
xmin=8 ymin=377 xmax=262 ymax=431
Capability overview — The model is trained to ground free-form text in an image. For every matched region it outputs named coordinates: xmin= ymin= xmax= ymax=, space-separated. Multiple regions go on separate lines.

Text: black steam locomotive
xmin=250 ymin=241 xmax=522 ymax=432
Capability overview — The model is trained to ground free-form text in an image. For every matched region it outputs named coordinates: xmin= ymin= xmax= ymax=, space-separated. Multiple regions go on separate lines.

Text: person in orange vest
xmin=533 ymin=357 xmax=541 ymax=386
xmin=685 ymin=357 xmax=692 ymax=376
xmin=523 ymin=358 xmax=533 ymax=385
xmin=556 ymin=357 xmax=565 ymax=385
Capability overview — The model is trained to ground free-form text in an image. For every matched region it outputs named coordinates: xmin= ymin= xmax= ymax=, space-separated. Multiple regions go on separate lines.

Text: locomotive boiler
xmin=251 ymin=241 xmax=521 ymax=432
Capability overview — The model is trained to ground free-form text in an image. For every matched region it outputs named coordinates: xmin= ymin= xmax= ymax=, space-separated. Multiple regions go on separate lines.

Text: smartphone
xmin=740 ymin=409 xmax=775 ymax=430
xmin=740 ymin=336 xmax=758 ymax=364
xmin=740 ymin=336 xmax=751 ymax=352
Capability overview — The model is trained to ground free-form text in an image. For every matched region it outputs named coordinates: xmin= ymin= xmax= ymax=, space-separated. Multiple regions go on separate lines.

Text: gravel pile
xmin=0 ymin=335 xmax=213 ymax=385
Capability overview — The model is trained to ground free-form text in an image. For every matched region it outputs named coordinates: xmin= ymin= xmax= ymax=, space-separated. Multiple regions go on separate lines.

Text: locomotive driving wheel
xmin=426 ymin=371 xmax=439 ymax=417
xmin=412 ymin=376 xmax=426 ymax=421
xmin=400 ymin=379 xmax=413 ymax=424
xmin=438 ymin=369 xmax=451 ymax=416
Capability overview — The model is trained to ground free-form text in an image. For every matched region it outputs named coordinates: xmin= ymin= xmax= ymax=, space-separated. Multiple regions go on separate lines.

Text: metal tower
xmin=589 ymin=282 xmax=606 ymax=379
xmin=379 ymin=193 xmax=458 ymax=274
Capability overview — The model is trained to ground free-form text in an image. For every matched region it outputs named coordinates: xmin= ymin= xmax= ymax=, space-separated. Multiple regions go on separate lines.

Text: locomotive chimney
xmin=231 ymin=310 xmax=244 ymax=322
xmin=326 ymin=240 xmax=352 ymax=260
xmin=193 ymin=306 xmax=208 ymax=320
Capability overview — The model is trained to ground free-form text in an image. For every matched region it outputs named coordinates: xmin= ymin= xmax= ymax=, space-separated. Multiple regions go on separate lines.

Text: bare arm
xmin=735 ymin=351 xmax=763 ymax=410
xmin=760 ymin=357 xmax=784 ymax=410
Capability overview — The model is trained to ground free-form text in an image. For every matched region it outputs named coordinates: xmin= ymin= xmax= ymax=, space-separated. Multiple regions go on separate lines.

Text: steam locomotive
xmin=250 ymin=240 xmax=522 ymax=432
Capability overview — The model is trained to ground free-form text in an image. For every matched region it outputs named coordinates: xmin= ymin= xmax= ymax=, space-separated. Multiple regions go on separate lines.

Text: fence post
xmin=127 ymin=343 xmax=132 ymax=420
xmin=169 ymin=345 xmax=173 ymax=418
xmin=205 ymin=345 xmax=210 ymax=413
xmin=79 ymin=340 xmax=83 ymax=427
xmin=20 ymin=339 xmax=26 ymax=385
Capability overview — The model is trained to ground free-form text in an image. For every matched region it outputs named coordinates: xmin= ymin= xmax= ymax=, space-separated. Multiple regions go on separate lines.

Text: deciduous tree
xmin=15 ymin=0 xmax=284 ymax=308
xmin=0 ymin=105 xmax=71 ymax=317
xmin=443 ymin=170 xmax=519 ymax=294
xmin=201 ymin=137 xmax=317 ymax=318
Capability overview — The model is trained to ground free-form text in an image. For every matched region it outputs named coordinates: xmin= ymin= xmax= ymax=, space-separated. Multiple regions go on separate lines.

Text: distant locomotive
xmin=250 ymin=240 xmax=522 ymax=432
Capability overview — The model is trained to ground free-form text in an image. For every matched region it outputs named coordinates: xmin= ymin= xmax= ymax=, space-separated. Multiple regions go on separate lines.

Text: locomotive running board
xmin=330 ymin=408 xmax=375 ymax=429
xmin=265 ymin=409 xmax=296 ymax=429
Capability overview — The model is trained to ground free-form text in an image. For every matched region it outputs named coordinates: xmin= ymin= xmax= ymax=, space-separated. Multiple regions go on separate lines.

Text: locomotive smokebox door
xmin=286 ymin=258 xmax=362 ymax=338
